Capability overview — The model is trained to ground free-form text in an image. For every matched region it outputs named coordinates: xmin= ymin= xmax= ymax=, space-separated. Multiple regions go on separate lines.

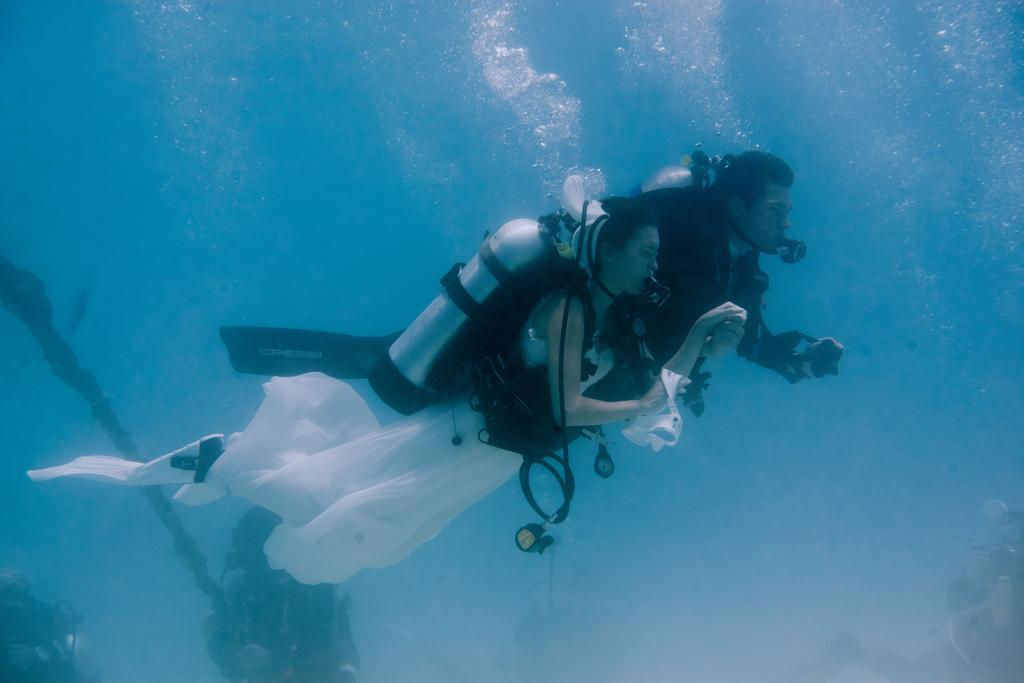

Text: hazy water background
xmin=2 ymin=1 xmax=1022 ymax=681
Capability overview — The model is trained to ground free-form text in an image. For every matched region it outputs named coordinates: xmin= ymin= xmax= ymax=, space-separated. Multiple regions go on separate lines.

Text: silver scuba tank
xmin=639 ymin=165 xmax=695 ymax=193
xmin=369 ymin=218 xmax=567 ymax=415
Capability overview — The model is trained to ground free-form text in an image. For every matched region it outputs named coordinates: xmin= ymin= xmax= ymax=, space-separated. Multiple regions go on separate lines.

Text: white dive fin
xmin=562 ymin=175 xmax=606 ymax=225
xmin=27 ymin=434 xmax=225 ymax=490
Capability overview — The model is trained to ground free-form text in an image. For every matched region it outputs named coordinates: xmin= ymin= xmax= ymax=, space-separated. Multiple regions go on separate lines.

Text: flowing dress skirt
xmin=29 ymin=372 xmax=521 ymax=584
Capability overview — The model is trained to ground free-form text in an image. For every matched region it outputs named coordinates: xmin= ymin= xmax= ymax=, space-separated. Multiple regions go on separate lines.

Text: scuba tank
xmin=369 ymin=218 xmax=577 ymax=415
xmin=638 ymin=163 xmax=696 ymax=193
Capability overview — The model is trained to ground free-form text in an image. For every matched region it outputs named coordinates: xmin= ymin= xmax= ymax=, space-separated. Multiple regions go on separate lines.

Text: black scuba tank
xmin=369 ymin=218 xmax=576 ymax=415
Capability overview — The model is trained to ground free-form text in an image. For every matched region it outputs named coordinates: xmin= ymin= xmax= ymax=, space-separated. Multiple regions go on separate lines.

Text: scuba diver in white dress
xmin=29 ymin=194 xmax=746 ymax=585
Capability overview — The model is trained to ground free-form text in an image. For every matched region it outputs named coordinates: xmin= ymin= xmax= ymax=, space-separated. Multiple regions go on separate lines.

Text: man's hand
xmin=696 ymin=302 xmax=747 ymax=359
xmin=799 ymin=337 xmax=844 ymax=377
xmin=703 ymin=317 xmax=746 ymax=358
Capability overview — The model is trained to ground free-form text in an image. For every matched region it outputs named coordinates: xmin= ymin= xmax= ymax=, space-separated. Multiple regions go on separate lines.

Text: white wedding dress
xmin=29 ymin=372 xmax=522 ymax=585
xmin=30 ymin=318 xmax=685 ymax=585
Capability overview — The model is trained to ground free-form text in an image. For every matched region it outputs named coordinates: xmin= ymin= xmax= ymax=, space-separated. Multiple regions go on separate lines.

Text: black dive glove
xmin=798 ymin=337 xmax=844 ymax=378
xmin=754 ymin=331 xmax=844 ymax=383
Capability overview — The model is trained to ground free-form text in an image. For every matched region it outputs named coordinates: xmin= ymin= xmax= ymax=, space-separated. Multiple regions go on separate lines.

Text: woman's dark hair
xmin=594 ymin=196 xmax=657 ymax=262
xmin=712 ymin=151 xmax=794 ymax=208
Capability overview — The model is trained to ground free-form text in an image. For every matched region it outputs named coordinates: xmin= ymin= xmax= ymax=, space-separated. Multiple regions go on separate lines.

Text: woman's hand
xmin=637 ymin=379 xmax=668 ymax=416
xmin=695 ymin=302 xmax=747 ymax=359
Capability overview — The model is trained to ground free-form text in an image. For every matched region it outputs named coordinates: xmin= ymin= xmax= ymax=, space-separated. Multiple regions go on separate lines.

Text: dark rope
xmin=1 ymin=254 xmax=224 ymax=608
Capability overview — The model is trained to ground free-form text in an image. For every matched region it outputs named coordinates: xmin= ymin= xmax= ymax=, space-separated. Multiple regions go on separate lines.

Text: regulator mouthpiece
xmin=778 ymin=238 xmax=806 ymax=264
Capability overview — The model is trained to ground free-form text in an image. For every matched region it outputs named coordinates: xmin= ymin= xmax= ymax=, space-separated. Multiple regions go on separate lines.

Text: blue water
xmin=2 ymin=2 xmax=1022 ymax=682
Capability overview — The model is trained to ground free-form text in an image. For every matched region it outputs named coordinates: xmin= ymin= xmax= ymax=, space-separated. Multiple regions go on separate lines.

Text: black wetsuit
xmin=205 ymin=508 xmax=359 ymax=683
xmin=205 ymin=568 xmax=359 ymax=683
xmin=475 ymin=288 xmax=657 ymax=456
xmin=637 ymin=186 xmax=813 ymax=398
xmin=0 ymin=594 xmax=81 ymax=683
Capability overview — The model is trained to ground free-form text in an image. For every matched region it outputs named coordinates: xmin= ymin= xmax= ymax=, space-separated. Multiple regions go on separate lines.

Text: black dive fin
xmin=219 ymin=326 xmax=400 ymax=380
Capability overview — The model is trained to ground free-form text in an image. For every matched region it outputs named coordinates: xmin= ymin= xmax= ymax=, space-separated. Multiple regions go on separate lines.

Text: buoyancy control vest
xmin=470 ymin=289 xmax=597 ymax=459
xmin=369 ymin=216 xmax=582 ymax=416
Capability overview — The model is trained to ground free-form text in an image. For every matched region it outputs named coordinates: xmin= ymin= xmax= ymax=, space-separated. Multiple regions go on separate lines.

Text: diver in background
xmin=204 ymin=507 xmax=360 ymax=683
xmin=776 ymin=501 xmax=1024 ymax=683
xmin=625 ymin=151 xmax=844 ymax=414
xmin=938 ymin=501 xmax=1023 ymax=683
xmin=0 ymin=567 xmax=96 ymax=683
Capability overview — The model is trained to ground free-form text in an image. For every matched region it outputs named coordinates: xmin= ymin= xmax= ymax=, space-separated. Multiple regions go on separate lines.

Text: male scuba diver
xmin=627 ymin=150 xmax=844 ymax=413
xmin=0 ymin=567 xmax=96 ymax=683
xmin=203 ymin=508 xmax=360 ymax=683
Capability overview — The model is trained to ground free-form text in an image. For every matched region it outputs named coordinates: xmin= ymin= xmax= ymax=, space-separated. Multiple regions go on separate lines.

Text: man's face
xmin=731 ymin=181 xmax=792 ymax=252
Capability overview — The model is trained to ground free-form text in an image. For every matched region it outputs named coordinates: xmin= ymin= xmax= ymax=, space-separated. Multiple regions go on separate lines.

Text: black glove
xmin=799 ymin=337 xmax=844 ymax=378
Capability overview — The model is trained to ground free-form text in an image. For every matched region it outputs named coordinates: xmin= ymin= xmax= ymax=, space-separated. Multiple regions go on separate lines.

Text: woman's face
xmin=602 ymin=225 xmax=660 ymax=295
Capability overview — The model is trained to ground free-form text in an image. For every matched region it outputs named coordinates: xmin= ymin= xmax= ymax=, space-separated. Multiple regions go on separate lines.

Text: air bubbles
xmin=470 ymin=5 xmax=584 ymax=188
xmin=617 ymin=1 xmax=750 ymax=143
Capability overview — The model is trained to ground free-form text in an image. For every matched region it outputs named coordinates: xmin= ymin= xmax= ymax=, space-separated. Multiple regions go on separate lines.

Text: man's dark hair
xmin=596 ymin=196 xmax=658 ymax=259
xmin=712 ymin=151 xmax=794 ymax=207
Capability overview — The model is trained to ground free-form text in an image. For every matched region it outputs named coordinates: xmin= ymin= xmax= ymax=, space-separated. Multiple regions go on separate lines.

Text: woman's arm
xmin=663 ymin=302 xmax=748 ymax=377
xmin=547 ymin=295 xmax=665 ymax=427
